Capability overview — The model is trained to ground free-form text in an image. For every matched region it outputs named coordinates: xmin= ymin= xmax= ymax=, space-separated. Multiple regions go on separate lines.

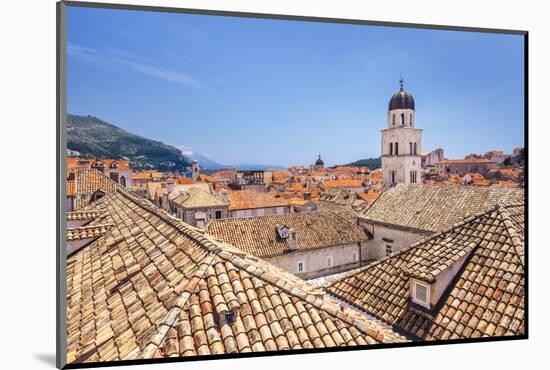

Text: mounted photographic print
xmin=57 ymin=1 xmax=527 ymax=368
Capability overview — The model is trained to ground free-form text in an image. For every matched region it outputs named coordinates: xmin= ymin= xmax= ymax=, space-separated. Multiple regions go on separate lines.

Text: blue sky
xmin=67 ymin=6 xmax=525 ymax=167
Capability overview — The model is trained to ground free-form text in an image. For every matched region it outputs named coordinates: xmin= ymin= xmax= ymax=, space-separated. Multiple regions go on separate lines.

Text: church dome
xmin=389 ymin=79 xmax=415 ymax=110
xmin=315 ymin=155 xmax=324 ymax=166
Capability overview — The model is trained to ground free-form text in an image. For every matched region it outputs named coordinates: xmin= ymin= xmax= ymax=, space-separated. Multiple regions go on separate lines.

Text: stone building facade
xmin=436 ymin=158 xmax=497 ymax=177
xmin=358 ymin=183 xmax=524 ymax=259
xmin=169 ymin=186 xmax=229 ymax=228
xmin=421 ymin=148 xmax=444 ymax=168
xmin=206 ymin=211 xmax=370 ymax=279
xmin=267 ymin=242 xmax=367 ymax=279
xmin=381 ymin=80 xmax=422 ymax=189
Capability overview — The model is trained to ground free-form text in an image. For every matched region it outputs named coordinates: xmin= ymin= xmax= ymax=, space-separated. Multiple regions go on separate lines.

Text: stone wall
xmin=178 ymin=206 xmax=229 ymax=227
xmin=359 ymin=219 xmax=430 ymax=260
xmin=229 ymin=206 xmax=290 ymax=218
xmin=267 ymin=242 xmax=367 ymax=280
xmin=381 ymin=126 xmax=423 ymax=189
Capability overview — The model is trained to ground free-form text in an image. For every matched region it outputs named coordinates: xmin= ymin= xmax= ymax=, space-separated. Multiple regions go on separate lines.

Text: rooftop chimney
xmin=287 ymin=228 xmax=298 ymax=251
xmin=304 ymin=192 xmax=312 ymax=201
xmin=194 ymin=210 xmax=207 ymax=229
xmin=166 ymin=179 xmax=175 ymax=193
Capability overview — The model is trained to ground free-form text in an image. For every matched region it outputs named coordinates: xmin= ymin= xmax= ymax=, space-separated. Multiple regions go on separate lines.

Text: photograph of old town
xmin=63 ymin=5 xmax=526 ymax=366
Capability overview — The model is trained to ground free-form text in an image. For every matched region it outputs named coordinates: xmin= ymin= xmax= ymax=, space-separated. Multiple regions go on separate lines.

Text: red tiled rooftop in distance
xmin=439 ymin=158 xmax=495 ymax=164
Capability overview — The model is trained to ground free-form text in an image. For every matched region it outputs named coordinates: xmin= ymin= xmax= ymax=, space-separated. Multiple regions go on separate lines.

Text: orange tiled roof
xmin=439 ymin=158 xmax=495 ymax=165
xmin=206 ymin=211 xmax=369 ymax=258
xmin=132 ymin=171 xmax=163 ymax=180
xmin=271 ymin=169 xmax=291 ymax=180
xmin=333 ymin=166 xmax=362 ymax=172
xmin=328 ymin=204 xmax=525 ymax=340
xmin=324 ymin=179 xmax=364 ymax=188
xmin=211 ymin=170 xmax=237 ymax=179
xmin=287 ymin=183 xmax=307 ymax=192
xmin=67 ymin=158 xmax=130 ymax=171
xmin=177 ymin=177 xmax=194 ymax=184
xmin=356 ymin=191 xmax=381 ymax=203
xmin=65 ymin=190 xmax=406 ymax=363
xmin=67 ymin=168 xmax=122 ymax=209
xmin=311 ymin=171 xmax=329 ymax=177
xmin=362 ymin=183 xmax=524 ymax=233
xmin=228 ymin=190 xmax=290 ymax=211
xmin=66 ymin=157 xmax=79 ymax=169
xmin=473 ymin=179 xmax=491 ymax=186
xmin=492 ymin=181 xmax=521 ymax=187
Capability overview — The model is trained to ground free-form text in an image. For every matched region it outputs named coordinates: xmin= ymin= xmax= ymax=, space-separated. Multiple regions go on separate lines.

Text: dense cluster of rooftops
xmin=64 ymin=167 xmax=524 ymax=365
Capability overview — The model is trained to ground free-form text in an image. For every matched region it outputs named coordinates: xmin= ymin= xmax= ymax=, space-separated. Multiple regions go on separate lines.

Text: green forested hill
xmin=67 ymin=114 xmax=192 ymax=172
xmin=344 ymin=157 xmax=382 ymax=169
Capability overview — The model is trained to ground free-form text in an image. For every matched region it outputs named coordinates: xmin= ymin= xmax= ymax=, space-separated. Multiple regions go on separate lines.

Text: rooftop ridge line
xmin=496 ymin=205 xmax=525 ymax=267
xmin=327 ymin=201 xmax=522 ymax=289
xmin=128 ymin=252 xmax=218 ymax=360
xmin=114 ymin=189 xmax=405 ymax=343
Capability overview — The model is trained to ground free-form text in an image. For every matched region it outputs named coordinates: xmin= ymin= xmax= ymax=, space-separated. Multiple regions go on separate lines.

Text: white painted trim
xmin=411 ymin=279 xmax=431 ymax=308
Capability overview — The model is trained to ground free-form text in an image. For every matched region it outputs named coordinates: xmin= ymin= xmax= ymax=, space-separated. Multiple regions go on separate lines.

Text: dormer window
xmin=277 ymin=225 xmax=289 ymax=239
xmin=411 ymin=279 xmax=430 ymax=309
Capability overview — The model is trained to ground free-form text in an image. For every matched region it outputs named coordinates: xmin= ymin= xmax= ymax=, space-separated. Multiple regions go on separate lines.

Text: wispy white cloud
xmin=177 ymin=144 xmax=194 ymax=156
xmin=68 ymin=43 xmax=208 ymax=89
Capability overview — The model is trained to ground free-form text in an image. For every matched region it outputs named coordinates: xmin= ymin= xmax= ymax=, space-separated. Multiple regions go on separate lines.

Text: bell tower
xmin=381 ymin=79 xmax=422 ymax=189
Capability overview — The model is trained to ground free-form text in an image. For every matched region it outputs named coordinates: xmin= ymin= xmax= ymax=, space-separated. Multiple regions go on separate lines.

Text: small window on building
xmin=215 ymin=210 xmax=222 ymax=219
xmin=414 ymin=142 xmax=418 ymax=155
xmin=412 ymin=280 xmax=430 ymax=308
xmin=327 ymin=256 xmax=333 ymax=267
xmin=352 ymin=252 xmax=357 ymax=262
xmin=410 ymin=113 xmax=413 ymax=126
xmin=401 ymin=113 xmax=405 ymax=125
xmin=409 ymin=142 xmax=413 ymax=155
xmin=389 ymin=142 xmax=393 ymax=156
xmin=410 ymin=171 xmax=417 ymax=184
xmin=395 ymin=142 xmax=399 ymax=155
xmin=297 ymin=261 xmax=304 ymax=272
xmin=392 ymin=113 xmax=395 ymax=126
xmin=385 ymin=245 xmax=393 ymax=256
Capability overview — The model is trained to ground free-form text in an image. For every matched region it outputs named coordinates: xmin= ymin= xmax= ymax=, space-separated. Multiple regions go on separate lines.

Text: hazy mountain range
xmin=67 ymin=114 xmax=285 ymax=172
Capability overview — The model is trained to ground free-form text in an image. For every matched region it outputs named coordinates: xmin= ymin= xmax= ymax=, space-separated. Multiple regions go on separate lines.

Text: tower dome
xmin=389 ymin=79 xmax=415 ymax=110
xmin=315 ymin=154 xmax=324 ymax=166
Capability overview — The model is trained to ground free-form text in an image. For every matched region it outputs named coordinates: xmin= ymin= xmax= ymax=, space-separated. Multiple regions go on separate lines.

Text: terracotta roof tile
xmin=171 ymin=187 xmax=228 ymax=209
xmin=363 ymin=184 xmax=524 ymax=232
xmin=206 ymin=211 xmax=369 ymax=258
xmin=356 ymin=191 xmax=381 ymax=203
xmin=67 ymin=169 xmax=122 ymax=210
xmin=327 ymin=204 xmax=525 ymax=340
xmin=66 ymin=189 xmax=406 ymax=364
xmin=67 ymin=224 xmax=113 ymax=241
xmin=439 ymin=158 xmax=495 ymax=164
xmin=228 ymin=190 xmax=290 ymax=211
xmin=324 ymin=179 xmax=365 ymax=188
